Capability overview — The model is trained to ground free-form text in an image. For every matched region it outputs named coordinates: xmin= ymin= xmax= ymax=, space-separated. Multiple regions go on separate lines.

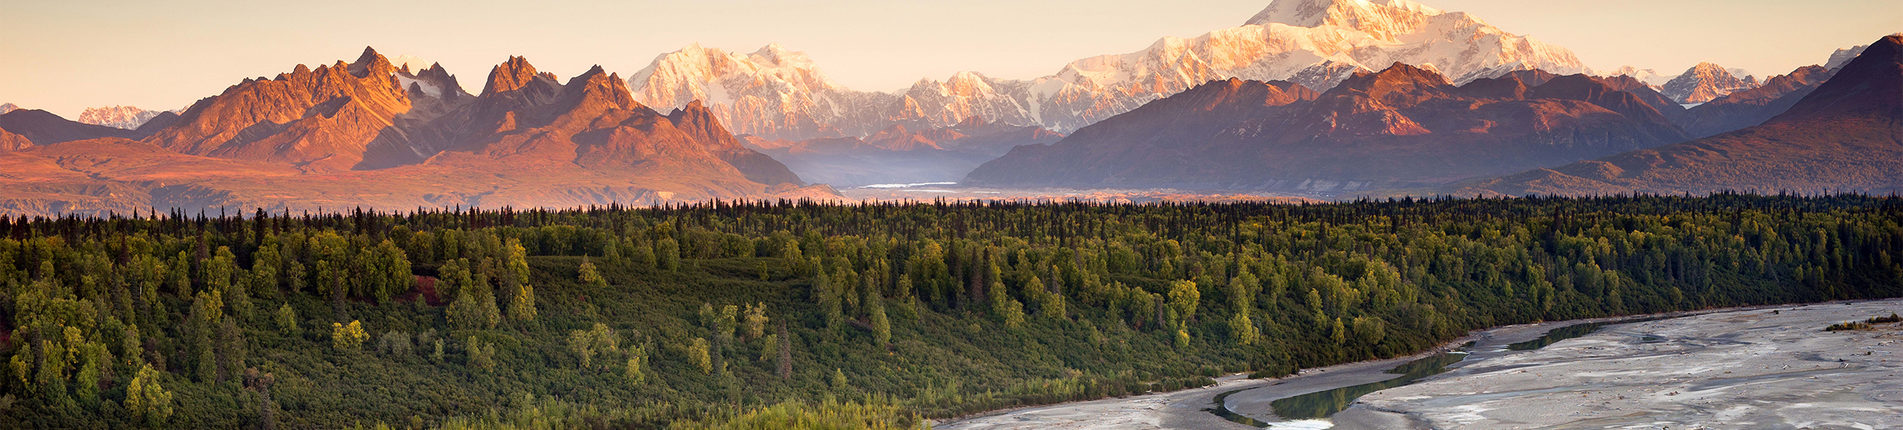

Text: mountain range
xmin=961 ymin=32 xmax=1896 ymax=195
xmin=1453 ymin=34 xmax=1903 ymax=196
xmin=0 ymin=49 xmax=831 ymax=216
xmin=962 ymin=66 xmax=1692 ymax=192
xmin=630 ymin=0 xmax=1588 ymax=140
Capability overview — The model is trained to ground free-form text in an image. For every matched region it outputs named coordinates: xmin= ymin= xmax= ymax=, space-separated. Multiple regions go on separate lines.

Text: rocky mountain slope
xmin=0 ymin=49 xmax=835 ymax=216
xmin=1452 ymin=34 xmax=1903 ymax=196
xmin=0 ymin=129 xmax=28 ymax=151
xmin=630 ymin=0 xmax=1587 ymax=139
xmin=964 ymin=64 xmax=1687 ymax=192
xmin=143 ymin=48 xmax=424 ymax=171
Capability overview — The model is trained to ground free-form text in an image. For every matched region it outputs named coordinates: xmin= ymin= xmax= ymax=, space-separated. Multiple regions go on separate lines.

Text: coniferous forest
xmin=3 ymin=194 xmax=1902 ymax=428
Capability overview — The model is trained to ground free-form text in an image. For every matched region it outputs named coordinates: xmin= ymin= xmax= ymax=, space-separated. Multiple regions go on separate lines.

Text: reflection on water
xmin=1507 ymin=321 xmax=1610 ymax=350
xmin=1268 ymin=351 xmax=1469 ymax=420
xmin=1508 ymin=316 xmax=1674 ymax=351
xmin=856 ymin=181 xmax=959 ymax=189
xmin=1206 ymin=388 xmax=1271 ymax=427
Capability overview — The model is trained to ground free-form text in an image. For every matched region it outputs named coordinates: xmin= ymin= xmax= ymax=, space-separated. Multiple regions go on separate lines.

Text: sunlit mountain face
xmin=0 ymin=49 xmax=831 ymax=217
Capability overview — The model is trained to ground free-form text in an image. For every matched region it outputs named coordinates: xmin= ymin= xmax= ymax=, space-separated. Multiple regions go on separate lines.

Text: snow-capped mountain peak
xmin=1598 ymin=66 xmax=1674 ymax=87
xmin=1827 ymin=44 xmax=1870 ymax=70
xmin=1662 ymin=62 xmax=1759 ymax=104
xmin=626 ymin=0 xmax=1588 ymax=138
xmin=748 ymin=43 xmax=811 ymax=68
xmin=628 ymin=44 xmax=897 ymax=139
xmin=76 ymin=106 xmax=165 ymax=130
xmin=1247 ymin=0 xmax=1444 ymax=37
xmin=941 ymin=71 xmax=994 ymax=95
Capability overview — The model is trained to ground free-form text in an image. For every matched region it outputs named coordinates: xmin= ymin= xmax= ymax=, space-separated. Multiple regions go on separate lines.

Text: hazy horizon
xmin=3 ymin=0 xmax=1899 ymax=118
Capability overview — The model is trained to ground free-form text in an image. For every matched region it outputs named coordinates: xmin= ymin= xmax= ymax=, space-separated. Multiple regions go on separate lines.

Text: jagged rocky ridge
xmin=0 ymin=48 xmax=834 ymax=216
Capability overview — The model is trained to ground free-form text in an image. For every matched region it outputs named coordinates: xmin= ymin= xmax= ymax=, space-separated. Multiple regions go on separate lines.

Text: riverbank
xmin=934 ymin=310 xmax=1698 ymax=429
xmin=1221 ymin=311 xmax=1700 ymax=428
xmin=931 ymin=373 xmax=1258 ymax=430
xmin=933 ymin=301 xmax=1830 ymax=429
xmin=1350 ymin=298 xmax=1903 ymax=428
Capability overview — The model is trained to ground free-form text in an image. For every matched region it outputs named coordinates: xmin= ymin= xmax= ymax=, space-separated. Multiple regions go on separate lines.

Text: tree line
xmin=2 ymin=193 xmax=1901 ymax=428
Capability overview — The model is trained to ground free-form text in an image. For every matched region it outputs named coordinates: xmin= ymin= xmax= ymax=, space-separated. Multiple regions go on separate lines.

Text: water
xmin=1507 ymin=321 xmax=1611 ymax=350
xmin=1508 ymin=316 xmax=1675 ymax=351
xmin=1206 ymin=388 xmax=1271 ymax=427
xmin=1215 ymin=316 xmax=1684 ymax=426
xmin=856 ymin=181 xmax=958 ymax=189
xmin=1266 ymin=351 xmax=1471 ymax=420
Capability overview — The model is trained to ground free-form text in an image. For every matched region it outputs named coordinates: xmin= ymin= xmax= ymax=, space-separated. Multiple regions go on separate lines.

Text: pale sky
xmin=3 ymin=0 xmax=1899 ymax=118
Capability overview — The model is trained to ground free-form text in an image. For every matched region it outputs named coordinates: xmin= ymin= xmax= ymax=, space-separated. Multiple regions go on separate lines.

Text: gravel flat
xmin=936 ymin=299 xmax=1903 ymax=429
xmin=937 ymin=315 xmax=1625 ymax=429
xmin=1351 ymin=299 xmax=1903 ymax=429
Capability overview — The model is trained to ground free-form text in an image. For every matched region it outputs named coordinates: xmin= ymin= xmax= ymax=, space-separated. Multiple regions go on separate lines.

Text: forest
xmin=2 ymin=193 xmax=1901 ymax=428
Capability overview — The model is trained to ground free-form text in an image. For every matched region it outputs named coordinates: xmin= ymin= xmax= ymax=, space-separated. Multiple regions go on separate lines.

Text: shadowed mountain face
xmin=0 ymin=49 xmax=832 ymax=217
xmin=1677 ymin=65 xmax=1836 ymax=138
xmin=1454 ymin=35 xmax=1903 ymax=196
xmin=0 ymin=109 xmax=140 ymax=146
xmin=963 ymin=64 xmax=1691 ymax=193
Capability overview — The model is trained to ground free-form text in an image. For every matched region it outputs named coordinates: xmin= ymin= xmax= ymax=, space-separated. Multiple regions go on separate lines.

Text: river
xmin=937 ymin=299 xmax=1903 ymax=429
